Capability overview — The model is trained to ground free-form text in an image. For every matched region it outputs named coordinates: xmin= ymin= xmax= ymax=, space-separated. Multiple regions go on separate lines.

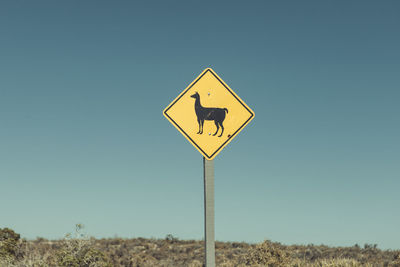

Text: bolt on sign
xmin=163 ymin=68 xmax=255 ymax=160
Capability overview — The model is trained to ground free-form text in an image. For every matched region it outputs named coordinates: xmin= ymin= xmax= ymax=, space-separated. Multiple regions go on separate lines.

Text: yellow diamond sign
xmin=163 ymin=68 xmax=255 ymax=160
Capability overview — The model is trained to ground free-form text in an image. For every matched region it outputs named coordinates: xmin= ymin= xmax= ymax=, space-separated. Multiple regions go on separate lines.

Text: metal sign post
xmin=203 ymin=157 xmax=215 ymax=267
xmin=163 ymin=68 xmax=255 ymax=267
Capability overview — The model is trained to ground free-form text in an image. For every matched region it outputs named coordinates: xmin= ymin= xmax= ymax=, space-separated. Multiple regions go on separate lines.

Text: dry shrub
xmin=291 ymin=258 xmax=372 ymax=267
xmin=56 ymin=224 xmax=111 ymax=267
xmin=243 ymin=240 xmax=291 ymax=266
xmin=188 ymin=259 xmax=203 ymax=267
xmin=389 ymin=253 xmax=400 ymax=267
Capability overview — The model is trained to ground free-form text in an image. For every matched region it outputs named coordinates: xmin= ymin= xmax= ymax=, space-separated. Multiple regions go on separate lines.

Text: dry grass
xmin=1 ymin=226 xmax=400 ymax=266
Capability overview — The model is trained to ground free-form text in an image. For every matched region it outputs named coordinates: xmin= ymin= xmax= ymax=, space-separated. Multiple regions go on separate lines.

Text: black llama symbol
xmin=190 ymin=92 xmax=228 ymax=137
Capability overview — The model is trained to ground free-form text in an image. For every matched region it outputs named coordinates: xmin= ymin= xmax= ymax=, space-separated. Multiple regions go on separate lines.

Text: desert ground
xmin=1 ymin=225 xmax=400 ymax=267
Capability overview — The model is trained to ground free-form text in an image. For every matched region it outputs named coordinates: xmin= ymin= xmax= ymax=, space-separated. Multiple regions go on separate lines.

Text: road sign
xmin=163 ymin=68 xmax=254 ymax=160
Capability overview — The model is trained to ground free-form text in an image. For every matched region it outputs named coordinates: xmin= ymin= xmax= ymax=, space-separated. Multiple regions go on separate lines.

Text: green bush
xmin=0 ymin=228 xmax=21 ymax=259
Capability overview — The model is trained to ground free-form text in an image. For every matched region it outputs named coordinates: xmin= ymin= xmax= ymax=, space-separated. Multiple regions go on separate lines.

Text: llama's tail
xmin=224 ymin=108 xmax=228 ymax=114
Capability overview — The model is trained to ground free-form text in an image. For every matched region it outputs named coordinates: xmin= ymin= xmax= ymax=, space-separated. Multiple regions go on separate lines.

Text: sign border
xmin=163 ymin=68 xmax=255 ymax=160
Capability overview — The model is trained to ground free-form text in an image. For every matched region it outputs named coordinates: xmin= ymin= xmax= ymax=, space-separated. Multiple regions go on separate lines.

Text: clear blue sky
xmin=1 ymin=1 xmax=399 ymax=249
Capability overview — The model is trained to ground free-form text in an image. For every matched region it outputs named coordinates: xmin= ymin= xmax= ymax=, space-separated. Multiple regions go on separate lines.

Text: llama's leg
xmin=200 ymin=120 xmax=204 ymax=134
xmin=218 ymin=122 xmax=224 ymax=137
xmin=197 ymin=118 xmax=201 ymax=134
xmin=213 ymin=121 xmax=220 ymax=136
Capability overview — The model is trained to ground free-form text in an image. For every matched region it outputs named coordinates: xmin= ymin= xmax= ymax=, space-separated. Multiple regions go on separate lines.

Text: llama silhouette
xmin=190 ymin=92 xmax=228 ymax=137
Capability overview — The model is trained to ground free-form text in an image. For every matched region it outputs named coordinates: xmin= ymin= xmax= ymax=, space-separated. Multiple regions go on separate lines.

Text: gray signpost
xmin=203 ymin=157 xmax=215 ymax=267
